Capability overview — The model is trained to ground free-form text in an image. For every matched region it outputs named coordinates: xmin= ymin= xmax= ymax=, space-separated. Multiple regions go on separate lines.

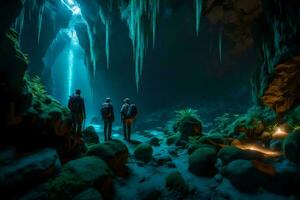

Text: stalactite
xmin=37 ymin=2 xmax=45 ymax=44
xmin=86 ymin=24 xmax=97 ymax=76
xmin=99 ymin=1 xmax=112 ymax=69
xmin=195 ymin=0 xmax=202 ymax=35
xmin=218 ymin=28 xmax=222 ymax=64
xmin=121 ymin=0 xmax=160 ymax=91
xmin=149 ymin=0 xmax=159 ymax=47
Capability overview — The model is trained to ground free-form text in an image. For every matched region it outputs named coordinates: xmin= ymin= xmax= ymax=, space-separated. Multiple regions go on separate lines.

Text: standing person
xmin=68 ymin=89 xmax=86 ymax=136
xmin=101 ymin=97 xmax=114 ymax=141
xmin=120 ymin=98 xmax=138 ymax=142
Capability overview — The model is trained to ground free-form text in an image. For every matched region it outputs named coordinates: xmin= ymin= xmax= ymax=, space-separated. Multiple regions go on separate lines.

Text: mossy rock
xmin=74 ymin=188 xmax=103 ymax=200
xmin=187 ymin=143 xmax=217 ymax=155
xmin=166 ymin=133 xmax=180 ymax=145
xmin=46 ymin=156 xmax=113 ymax=200
xmin=87 ymin=140 xmax=129 ymax=175
xmin=283 ymin=131 xmax=300 ymax=165
xmin=134 ymin=143 xmax=153 ymax=163
xmin=198 ymin=133 xmax=227 ymax=146
xmin=188 ymin=147 xmax=217 ymax=177
xmin=149 ymin=137 xmax=160 ymax=146
xmin=83 ymin=126 xmax=99 ymax=145
xmin=218 ymin=146 xmax=264 ymax=165
xmin=222 ymin=159 xmax=267 ymax=193
xmin=165 ymin=171 xmax=189 ymax=193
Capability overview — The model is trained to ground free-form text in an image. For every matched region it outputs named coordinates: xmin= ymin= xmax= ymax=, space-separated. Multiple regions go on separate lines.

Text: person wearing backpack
xmin=68 ymin=89 xmax=86 ymax=136
xmin=120 ymin=98 xmax=138 ymax=142
xmin=101 ymin=97 xmax=114 ymax=141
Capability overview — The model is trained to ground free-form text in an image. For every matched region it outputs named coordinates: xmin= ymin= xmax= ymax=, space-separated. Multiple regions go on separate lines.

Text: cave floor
xmin=88 ymin=123 xmax=290 ymax=200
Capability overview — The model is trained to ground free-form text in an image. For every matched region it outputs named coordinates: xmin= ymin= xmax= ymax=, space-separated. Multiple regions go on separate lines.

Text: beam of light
xmin=68 ymin=49 xmax=74 ymax=97
xmin=234 ymin=144 xmax=281 ymax=157
xmin=67 ymin=29 xmax=79 ymax=97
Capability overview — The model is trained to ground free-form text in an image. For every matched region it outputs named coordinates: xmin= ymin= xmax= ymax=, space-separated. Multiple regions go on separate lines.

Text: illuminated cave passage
xmin=1 ymin=0 xmax=300 ymax=200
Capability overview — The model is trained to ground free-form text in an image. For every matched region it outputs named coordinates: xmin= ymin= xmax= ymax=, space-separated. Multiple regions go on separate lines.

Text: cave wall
xmin=9 ymin=0 xmax=300 ymax=118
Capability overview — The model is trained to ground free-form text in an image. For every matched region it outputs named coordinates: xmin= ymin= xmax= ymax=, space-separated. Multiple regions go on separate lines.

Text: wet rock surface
xmin=0 ymin=148 xmax=61 ymax=197
xmin=218 ymin=146 xmax=264 ymax=165
xmin=86 ymin=140 xmax=129 ymax=176
xmin=82 ymin=126 xmax=99 ymax=145
xmin=165 ymin=171 xmax=189 ymax=194
xmin=73 ymin=188 xmax=103 ymax=200
xmin=45 ymin=156 xmax=113 ymax=200
xmin=134 ymin=143 xmax=153 ymax=163
xmin=283 ymin=131 xmax=300 ymax=165
xmin=222 ymin=159 xmax=267 ymax=193
xmin=189 ymin=147 xmax=217 ymax=177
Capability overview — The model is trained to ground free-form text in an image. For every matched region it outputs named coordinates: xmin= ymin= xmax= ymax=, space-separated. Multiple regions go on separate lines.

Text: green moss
xmin=209 ymin=106 xmax=276 ymax=137
xmin=46 ymin=171 xmax=85 ymax=200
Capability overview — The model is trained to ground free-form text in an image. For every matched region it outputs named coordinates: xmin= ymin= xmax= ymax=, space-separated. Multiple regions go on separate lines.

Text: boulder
xmin=165 ymin=171 xmax=189 ymax=193
xmin=134 ymin=143 xmax=153 ymax=163
xmin=198 ymin=134 xmax=228 ymax=146
xmin=166 ymin=133 xmax=180 ymax=145
xmin=149 ymin=137 xmax=160 ymax=146
xmin=218 ymin=146 xmax=263 ymax=165
xmin=86 ymin=140 xmax=129 ymax=175
xmin=0 ymin=148 xmax=61 ymax=197
xmin=154 ymin=155 xmax=172 ymax=166
xmin=188 ymin=147 xmax=217 ymax=176
xmin=271 ymin=159 xmax=300 ymax=195
xmin=187 ymin=143 xmax=216 ymax=155
xmin=74 ymin=188 xmax=103 ymax=200
xmin=82 ymin=126 xmax=99 ymax=145
xmin=46 ymin=156 xmax=113 ymax=200
xmin=283 ymin=131 xmax=300 ymax=165
xmin=222 ymin=159 xmax=267 ymax=193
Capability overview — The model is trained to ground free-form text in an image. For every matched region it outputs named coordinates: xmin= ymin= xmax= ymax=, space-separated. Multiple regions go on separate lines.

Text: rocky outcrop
xmin=0 ymin=148 xmax=61 ymax=198
xmin=134 ymin=143 xmax=153 ymax=163
xmin=86 ymin=140 xmax=129 ymax=176
xmin=0 ymin=29 xmax=83 ymax=159
xmin=263 ymin=54 xmax=300 ymax=115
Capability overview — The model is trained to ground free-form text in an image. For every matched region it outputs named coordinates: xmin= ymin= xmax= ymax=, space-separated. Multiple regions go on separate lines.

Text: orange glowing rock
xmin=235 ymin=144 xmax=281 ymax=157
xmin=272 ymin=128 xmax=288 ymax=139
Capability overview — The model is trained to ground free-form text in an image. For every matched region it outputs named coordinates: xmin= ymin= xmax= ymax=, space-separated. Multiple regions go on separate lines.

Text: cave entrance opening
xmin=43 ymin=3 xmax=94 ymax=123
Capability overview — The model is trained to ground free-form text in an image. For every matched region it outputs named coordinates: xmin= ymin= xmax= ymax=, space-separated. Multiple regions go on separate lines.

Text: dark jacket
xmin=101 ymin=103 xmax=114 ymax=121
xmin=68 ymin=95 xmax=86 ymax=117
xmin=120 ymin=103 xmax=130 ymax=120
